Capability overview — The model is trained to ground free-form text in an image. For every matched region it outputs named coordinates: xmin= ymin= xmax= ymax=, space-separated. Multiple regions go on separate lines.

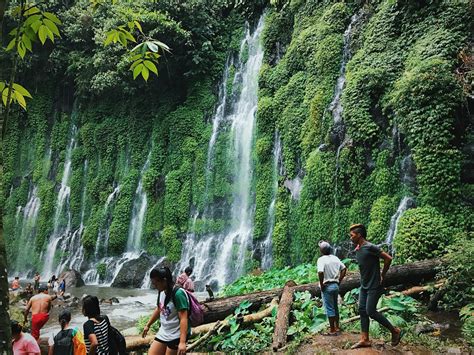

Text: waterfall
xmin=105 ymin=184 xmax=121 ymax=210
xmin=261 ymin=131 xmax=283 ymax=269
xmin=93 ymin=182 xmax=121 ymax=257
xmin=42 ymin=125 xmax=77 ymax=278
xmin=84 ymin=153 xmax=150 ymax=285
xmin=56 ymin=159 xmax=89 ymax=273
xmin=328 ymin=14 xmax=358 ymax=127
xmin=385 ymin=196 xmax=415 ymax=249
xmin=127 ymin=152 xmax=151 ymax=252
xmin=331 ymin=14 xmax=359 ymax=208
xmin=141 ymin=256 xmax=166 ymax=289
xmin=83 ymin=252 xmax=141 ymax=286
xmin=178 ymin=17 xmax=265 ymax=288
xmin=14 ymin=185 xmax=41 ymax=274
xmin=283 ymin=175 xmax=303 ymax=200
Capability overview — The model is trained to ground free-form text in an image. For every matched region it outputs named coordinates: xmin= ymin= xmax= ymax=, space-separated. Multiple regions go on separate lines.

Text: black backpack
xmin=53 ymin=329 xmax=74 ymax=355
xmin=105 ymin=316 xmax=127 ymax=355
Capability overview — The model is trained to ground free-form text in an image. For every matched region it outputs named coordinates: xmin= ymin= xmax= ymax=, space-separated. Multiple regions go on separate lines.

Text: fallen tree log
xmin=123 ymin=298 xmax=279 ymax=352
xmin=192 ymin=297 xmax=279 ymax=335
xmin=272 ymin=280 xmax=296 ymax=350
xmin=201 ymin=259 xmax=442 ymax=323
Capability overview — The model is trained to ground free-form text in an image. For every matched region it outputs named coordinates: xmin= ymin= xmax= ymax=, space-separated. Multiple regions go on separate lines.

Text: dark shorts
xmin=155 ymin=337 xmax=181 ymax=350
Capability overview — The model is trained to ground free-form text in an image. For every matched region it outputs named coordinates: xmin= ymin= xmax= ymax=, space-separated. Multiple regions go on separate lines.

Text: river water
xmin=41 ymin=285 xmax=157 ymax=336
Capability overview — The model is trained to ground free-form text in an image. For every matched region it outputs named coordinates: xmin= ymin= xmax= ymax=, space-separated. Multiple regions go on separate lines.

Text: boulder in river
xmin=59 ymin=269 xmax=85 ymax=288
xmin=111 ymin=254 xmax=154 ymax=288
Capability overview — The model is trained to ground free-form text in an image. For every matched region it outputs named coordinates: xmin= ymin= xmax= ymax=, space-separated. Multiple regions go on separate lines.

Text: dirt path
xmin=294 ymin=332 xmax=465 ymax=354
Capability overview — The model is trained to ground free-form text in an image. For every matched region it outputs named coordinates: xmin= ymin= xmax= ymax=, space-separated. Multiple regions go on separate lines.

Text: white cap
xmin=318 ymin=241 xmax=331 ymax=249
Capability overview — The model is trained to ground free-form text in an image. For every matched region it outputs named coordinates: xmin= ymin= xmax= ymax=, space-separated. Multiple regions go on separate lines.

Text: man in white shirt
xmin=317 ymin=241 xmax=347 ymax=335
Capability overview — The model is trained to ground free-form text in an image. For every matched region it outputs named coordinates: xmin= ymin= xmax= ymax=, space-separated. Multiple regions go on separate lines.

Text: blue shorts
xmin=322 ymin=282 xmax=339 ymax=317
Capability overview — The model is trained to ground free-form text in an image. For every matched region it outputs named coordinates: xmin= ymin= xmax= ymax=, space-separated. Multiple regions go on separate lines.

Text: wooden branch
xmin=272 ymin=280 xmax=296 ymax=350
xmin=341 ymin=307 xmax=390 ymax=325
xmin=124 ymin=335 xmax=155 ymax=351
xmin=192 ymin=297 xmax=279 ymax=336
xmin=186 ymin=320 xmax=221 ymax=352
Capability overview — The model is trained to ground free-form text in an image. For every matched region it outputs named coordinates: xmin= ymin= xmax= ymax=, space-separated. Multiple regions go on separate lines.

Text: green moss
xmin=394 ymin=207 xmax=459 ymax=263
xmin=390 ymin=58 xmax=463 ymax=210
xmin=161 ymin=225 xmax=182 ymax=262
xmin=367 ymin=195 xmax=398 ymax=244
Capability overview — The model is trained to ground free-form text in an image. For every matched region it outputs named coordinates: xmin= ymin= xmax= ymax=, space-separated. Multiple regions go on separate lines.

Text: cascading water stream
xmin=94 ymin=182 xmax=121 ymax=258
xmin=141 ymin=256 xmax=166 ymax=289
xmin=84 ymin=153 xmax=151 ymax=285
xmin=56 ymin=159 xmax=89 ymax=272
xmin=261 ymin=131 xmax=283 ymax=269
xmin=178 ymin=17 xmax=265 ymax=288
xmin=42 ymin=125 xmax=77 ymax=278
xmin=14 ymin=185 xmax=41 ymax=275
xmin=175 ymin=59 xmax=234 ymax=279
xmin=127 ymin=152 xmax=151 ymax=252
xmin=385 ymin=196 xmax=415 ymax=251
xmin=331 ymin=14 xmax=359 ymax=208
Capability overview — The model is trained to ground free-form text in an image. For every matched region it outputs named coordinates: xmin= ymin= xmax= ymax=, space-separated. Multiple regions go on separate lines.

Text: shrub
xmin=393 ymin=207 xmax=458 ymax=263
xmin=437 ymin=233 xmax=474 ymax=310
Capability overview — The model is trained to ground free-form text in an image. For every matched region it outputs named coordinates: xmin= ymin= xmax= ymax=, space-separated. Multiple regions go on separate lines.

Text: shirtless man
xmin=24 ymin=285 xmax=57 ymax=341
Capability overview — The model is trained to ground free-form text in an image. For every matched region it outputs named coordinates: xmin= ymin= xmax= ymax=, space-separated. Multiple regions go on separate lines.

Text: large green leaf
xmin=133 ymin=63 xmax=144 ymax=79
xmin=38 ymin=25 xmax=48 ymax=44
xmin=2 ymin=89 xmax=10 ymax=106
xmin=17 ymin=42 xmax=26 ymax=59
xmin=43 ymin=18 xmax=60 ymax=37
xmin=43 ymin=12 xmax=61 ymax=25
xmin=141 ymin=66 xmax=149 ymax=81
xmin=22 ymin=34 xmax=32 ymax=51
xmin=12 ymin=84 xmax=32 ymax=98
xmin=14 ymin=91 xmax=27 ymax=109
xmin=24 ymin=14 xmax=41 ymax=27
xmin=144 ymin=60 xmax=158 ymax=75
xmin=6 ymin=38 xmax=16 ymax=51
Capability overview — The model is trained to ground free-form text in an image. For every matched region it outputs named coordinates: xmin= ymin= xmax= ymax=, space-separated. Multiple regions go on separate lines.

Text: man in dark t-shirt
xmin=349 ymin=224 xmax=402 ymax=349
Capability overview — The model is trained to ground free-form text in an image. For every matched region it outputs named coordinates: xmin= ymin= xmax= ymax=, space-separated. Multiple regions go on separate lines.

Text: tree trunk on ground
xmin=192 ymin=298 xmax=278 ymax=336
xmin=201 ymin=259 xmax=442 ymax=323
xmin=124 ymin=299 xmax=279 ymax=352
xmin=427 ymin=285 xmax=448 ymax=311
xmin=272 ymin=280 xmax=296 ymax=350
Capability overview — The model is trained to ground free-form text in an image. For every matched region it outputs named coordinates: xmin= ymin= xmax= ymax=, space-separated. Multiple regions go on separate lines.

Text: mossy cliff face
xmin=2 ymin=0 xmax=473 ymax=275
xmin=256 ymin=0 xmax=472 ymax=268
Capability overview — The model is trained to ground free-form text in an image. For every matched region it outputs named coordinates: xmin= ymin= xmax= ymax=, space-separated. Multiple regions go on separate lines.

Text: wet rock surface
xmin=59 ymin=269 xmax=85 ymax=288
xmin=111 ymin=254 xmax=154 ymax=288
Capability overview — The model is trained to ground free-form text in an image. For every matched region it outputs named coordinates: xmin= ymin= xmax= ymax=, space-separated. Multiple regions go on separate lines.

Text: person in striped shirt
xmin=82 ymin=295 xmax=110 ymax=354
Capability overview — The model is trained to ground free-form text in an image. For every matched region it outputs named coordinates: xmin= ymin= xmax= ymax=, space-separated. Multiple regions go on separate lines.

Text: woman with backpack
xmin=142 ymin=267 xmax=190 ymax=355
xmin=82 ymin=295 xmax=112 ymax=354
xmin=48 ymin=309 xmax=86 ymax=355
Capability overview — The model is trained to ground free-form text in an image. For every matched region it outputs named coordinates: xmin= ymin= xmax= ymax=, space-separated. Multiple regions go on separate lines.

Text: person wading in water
xmin=24 ymin=285 xmax=57 ymax=342
xmin=349 ymin=223 xmax=402 ymax=349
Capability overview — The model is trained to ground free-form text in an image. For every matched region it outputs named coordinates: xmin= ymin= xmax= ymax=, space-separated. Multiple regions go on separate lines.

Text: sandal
xmin=391 ymin=329 xmax=404 ymax=346
xmin=350 ymin=341 xmax=372 ymax=349
xmin=322 ymin=331 xmax=340 ymax=336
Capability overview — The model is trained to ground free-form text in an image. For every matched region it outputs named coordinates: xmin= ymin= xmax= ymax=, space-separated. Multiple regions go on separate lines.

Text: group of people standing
xmin=12 ymin=266 xmax=196 ymax=355
xmin=317 ymin=223 xmax=403 ymax=349
xmin=10 ymin=273 xmax=66 ymax=297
